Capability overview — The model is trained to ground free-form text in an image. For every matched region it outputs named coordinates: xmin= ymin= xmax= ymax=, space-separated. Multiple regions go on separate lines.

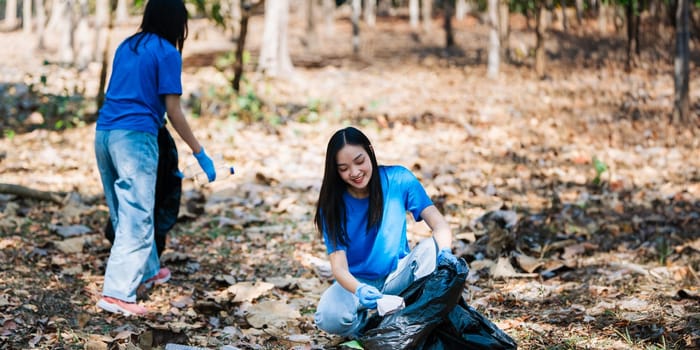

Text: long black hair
xmin=314 ymin=127 xmax=384 ymax=249
xmin=130 ymin=0 xmax=189 ymax=52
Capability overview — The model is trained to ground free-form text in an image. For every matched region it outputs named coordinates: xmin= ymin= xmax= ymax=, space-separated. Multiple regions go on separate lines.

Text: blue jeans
xmin=95 ymin=129 xmax=161 ymax=302
xmin=314 ymin=238 xmax=438 ymax=337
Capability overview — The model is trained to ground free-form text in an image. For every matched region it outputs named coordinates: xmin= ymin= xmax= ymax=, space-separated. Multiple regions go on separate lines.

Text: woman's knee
xmin=314 ymin=307 xmax=358 ymax=336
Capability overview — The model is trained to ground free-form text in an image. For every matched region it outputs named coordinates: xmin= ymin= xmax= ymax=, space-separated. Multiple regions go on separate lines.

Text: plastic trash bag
xmin=359 ymin=257 xmax=517 ymax=350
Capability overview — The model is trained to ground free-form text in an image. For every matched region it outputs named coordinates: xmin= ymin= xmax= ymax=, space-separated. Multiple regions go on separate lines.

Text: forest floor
xmin=1 ymin=7 xmax=700 ymax=350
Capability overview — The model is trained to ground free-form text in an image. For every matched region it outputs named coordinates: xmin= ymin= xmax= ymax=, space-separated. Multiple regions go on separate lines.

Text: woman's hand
xmin=355 ymin=284 xmax=382 ymax=309
xmin=193 ymin=147 xmax=216 ymax=182
xmin=437 ymin=247 xmax=459 ymax=266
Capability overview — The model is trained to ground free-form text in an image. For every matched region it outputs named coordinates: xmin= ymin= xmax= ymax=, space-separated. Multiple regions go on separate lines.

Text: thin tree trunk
xmin=258 ymin=0 xmax=294 ymax=77
xmin=352 ymin=0 xmax=360 ymax=53
xmin=115 ymin=0 xmax=128 ymax=25
xmin=323 ymin=0 xmax=335 ymax=34
xmin=5 ymin=0 xmax=19 ymax=29
xmin=96 ymin=0 xmax=114 ymax=111
xmin=95 ymin=0 xmax=109 ymax=62
xmin=560 ymin=0 xmax=568 ymax=31
xmin=499 ymin=0 xmax=509 ymax=60
xmin=305 ymin=0 xmax=318 ymax=51
xmin=672 ymin=0 xmax=690 ymax=123
xmin=22 ymin=0 xmax=32 ymax=34
xmin=535 ymin=1 xmax=548 ymax=78
xmin=410 ymin=0 xmax=419 ymax=28
xmin=230 ymin=0 xmax=241 ymax=36
xmin=75 ymin=0 xmax=92 ymax=69
xmin=456 ymin=0 xmax=467 ymax=20
xmin=232 ymin=1 xmax=251 ymax=92
xmin=364 ymin=0 xmax=375 ymax=26
xmin=575 ymin=0 xmax=583 ymax=24
xmin=422 ymin=0 xmax=432 ymax=32
xmin=58 ymin=0 xmax=75 ymax=64
xmin=34 ymin=0 xmax=46 ymax=49
xmin=444 ymin=0 xmax=454 ymax=48
xmin=626 ymin=0 xmax=639 ymax=71
xmin=487 ymin=0 xmax=500 ymax=79
xmin=598 ymin=1 xmax=608 ymax=33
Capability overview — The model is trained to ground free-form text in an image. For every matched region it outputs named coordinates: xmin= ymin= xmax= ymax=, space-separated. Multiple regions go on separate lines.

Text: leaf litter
xmin=0 ymin=12 xmax=699 ymax=350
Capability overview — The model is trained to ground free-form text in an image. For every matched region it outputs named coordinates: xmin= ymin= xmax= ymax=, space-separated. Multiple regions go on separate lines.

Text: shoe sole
xmin=97 ymin=299 xmax=143 ymax=317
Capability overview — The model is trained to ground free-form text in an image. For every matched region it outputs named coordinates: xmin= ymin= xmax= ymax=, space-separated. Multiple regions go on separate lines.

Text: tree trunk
xmin=364 ymin=0 xmax=375 ymax=26
xmin=58 ymin=0 xmax=76 ymax=65
xmin=672 ymin=0 xmax=690 ymax=123
xmin=0 ymin=183 xmax=64 ymax=204
xmin=455 ymin=0 xmax=468 ymax=20
xmin=5 ymin=0 xmax=19 ymax=30
xmin=233 ymin=2 xmax=251 ymax=92
xmin=34 ymin=0 xmax=46 ymax=49
xmin=498 ymin=0 xmax=509 ymax=60
xmin=115 ymin=0 xmax=128 ymax=25
xmin=96 ymin=0 xmax=114 ymax=111
xmin=560 ymin=0 xmax=568 ymax=31
xmin=535 ymin=1 xmax=548 ymax=78
xmin=323 ymin=0 xmax=335 ymax=34
xmin=598 ymin=1 xmax=608 ymax=33
xmin=575 ymin=0 xmax=583 ymax=24
xmin=22 ymin=0 xmax=32 ymax=34
xmin=625 ymin=0 xmax=640 ymax=71
xmin=351 ymin=0 xmax=360 ymax=53
xmin=75 ymin=0 xmax=92 ymax=69
xmin=230 ymin=0 xmax=241 ymax=36
xmin=444 ymin=0 xmax=454 ymax=48
xmin=410 ymin=0 xmax=419 ymax=28
xmin=487 ymin=0 xmax=500 ymax=79
xmin=94 ymin=0 xmax=109 ymax=63
xmin=258 ymin=0 xmax=294 ymax=77
xmin=305 ymin=0 xmax=318 ymax=51
xmin=422 ymin=0 xmax=432 ymax=32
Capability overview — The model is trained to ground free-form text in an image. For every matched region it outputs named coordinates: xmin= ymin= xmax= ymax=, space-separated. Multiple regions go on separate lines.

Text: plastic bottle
xmin=184 ymin=154 xmax=235 ymax=185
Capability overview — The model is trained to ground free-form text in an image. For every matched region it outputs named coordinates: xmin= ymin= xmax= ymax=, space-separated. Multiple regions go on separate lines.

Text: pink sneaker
xmin=143 ymin=267 xmax=171 ymax=289
xmin=97 ymin=296 xmax=148 ymax=316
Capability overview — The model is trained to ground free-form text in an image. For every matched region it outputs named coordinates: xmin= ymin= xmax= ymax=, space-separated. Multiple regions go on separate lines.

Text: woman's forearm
xmin=165 ymin=94 xmax=202 ymax=154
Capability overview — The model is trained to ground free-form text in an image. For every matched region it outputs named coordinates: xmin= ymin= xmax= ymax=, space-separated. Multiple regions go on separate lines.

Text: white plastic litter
xmin=377 ymin=294 xmax=405 ymax=316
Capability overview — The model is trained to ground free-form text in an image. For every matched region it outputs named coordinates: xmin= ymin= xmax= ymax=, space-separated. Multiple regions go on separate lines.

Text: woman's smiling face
xmin=336 ymin=144 xmax=373 ymax=198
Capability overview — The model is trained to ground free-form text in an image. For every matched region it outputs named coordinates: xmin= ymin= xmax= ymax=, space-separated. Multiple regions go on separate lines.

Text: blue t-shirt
xmin=96 ymin=33 xmax=183 ymax=136
xmin=323 ymin=165 xmax=434 ymax=280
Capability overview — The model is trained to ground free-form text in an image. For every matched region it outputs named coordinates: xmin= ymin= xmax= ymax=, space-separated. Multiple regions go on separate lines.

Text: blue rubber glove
xmin=437 ymin=247 xmax=459 ymax=266
xmin=193 ymin=147 xmax=216 ymax=182
xmin=355 ymin=284 xmax=382 ymax=309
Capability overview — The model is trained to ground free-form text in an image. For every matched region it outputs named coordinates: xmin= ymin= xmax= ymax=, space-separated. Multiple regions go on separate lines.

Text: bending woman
xmin=314 ymin=126 xmax=458 ymax=337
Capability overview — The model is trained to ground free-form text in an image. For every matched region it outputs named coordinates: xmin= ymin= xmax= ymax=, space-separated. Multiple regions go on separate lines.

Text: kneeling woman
xmin=314 ymin=126 xmax=458 ymax=337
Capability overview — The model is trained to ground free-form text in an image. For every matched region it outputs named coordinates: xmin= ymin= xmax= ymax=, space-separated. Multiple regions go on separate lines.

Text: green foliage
xmin=235 ymin=88 xmax=264 ymax=122
xmin=655 ymin=236 xmax=671 ymax=265
xmin=592 ymin=156 xmax=608 ymax=186
xmin=340 ymin=340 xmax=364 ymax=349
xmin=299 ymin=98 xmax=321 ymax=123
xmin=3 ymin=129 xmax=15 ymax=140
xmin=188 ymin=0 xmax=226 ymax=27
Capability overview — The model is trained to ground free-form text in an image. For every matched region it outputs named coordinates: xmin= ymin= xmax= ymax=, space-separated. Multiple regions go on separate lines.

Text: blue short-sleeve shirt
xmin=323 ymin=165 xmax=434 ymax=280
xmin=96 ymin=33 xmax=183 ymax=136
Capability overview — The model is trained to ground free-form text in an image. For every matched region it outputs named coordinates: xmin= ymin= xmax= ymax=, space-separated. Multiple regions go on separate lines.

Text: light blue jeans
xmin=95 ymin=129 xmax=161 ymax=302
xmin=314 ymin=238 xmax=439 ymax=337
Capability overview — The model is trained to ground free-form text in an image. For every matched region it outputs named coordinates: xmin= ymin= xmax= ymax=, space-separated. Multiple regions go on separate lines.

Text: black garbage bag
xmin=359 ymin=257 xmax=468 ymax=349
xmin=359 ymin=258 xmax=517 ymax=350
xmin=423 ymin=298 xmax=518 ymax=350
xmin=104 ymin=126 xmax=182 ymax=257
